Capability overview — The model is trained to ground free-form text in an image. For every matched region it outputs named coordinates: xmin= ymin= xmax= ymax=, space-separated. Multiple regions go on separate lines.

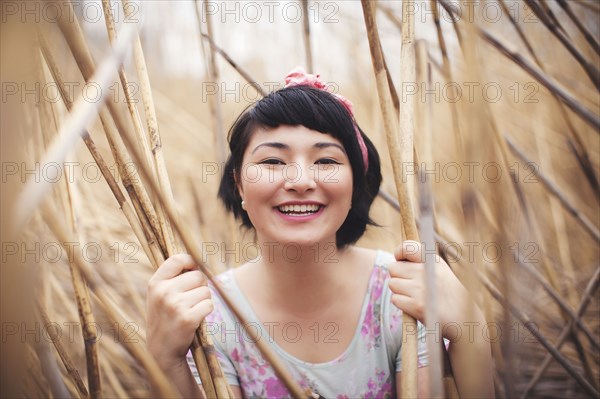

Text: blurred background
xmin=1 ymin=0 xmax=598 ymax=397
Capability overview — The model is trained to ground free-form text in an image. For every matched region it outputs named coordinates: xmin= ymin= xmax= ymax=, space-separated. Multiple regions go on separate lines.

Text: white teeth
xmin=278 ymin=204 xmax=321 ymax=214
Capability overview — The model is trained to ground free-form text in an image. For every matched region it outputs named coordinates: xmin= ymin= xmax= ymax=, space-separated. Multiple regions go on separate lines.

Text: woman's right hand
xmin=146 ymin=254 xmax=213 ymax=369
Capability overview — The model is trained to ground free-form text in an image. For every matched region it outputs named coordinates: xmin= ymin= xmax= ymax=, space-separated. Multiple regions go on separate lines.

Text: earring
xmin=241 ymin=200 xmax=246 ymax=210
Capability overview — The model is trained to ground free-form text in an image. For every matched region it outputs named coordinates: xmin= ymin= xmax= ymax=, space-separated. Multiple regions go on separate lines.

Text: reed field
xmin=0 ymin=0 xmax=598 ymax=398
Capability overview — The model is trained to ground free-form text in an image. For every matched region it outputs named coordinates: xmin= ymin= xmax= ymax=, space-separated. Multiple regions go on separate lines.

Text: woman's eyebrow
xmin=251 ymin=141 xmax=345 ymax=154
xmin=314 ymin=142 xmax=346 ymax=153
xmin=251 ymin=142 xmax=289 ymax=154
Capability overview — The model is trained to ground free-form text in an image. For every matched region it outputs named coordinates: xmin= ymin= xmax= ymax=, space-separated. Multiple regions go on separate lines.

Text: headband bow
xmin=284 ymin=66 xmax=369 ymax=172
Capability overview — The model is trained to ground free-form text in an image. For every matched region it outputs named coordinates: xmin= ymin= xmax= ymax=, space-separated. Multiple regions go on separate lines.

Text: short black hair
xmin=218 ymin=85 xmax=382 ymax=248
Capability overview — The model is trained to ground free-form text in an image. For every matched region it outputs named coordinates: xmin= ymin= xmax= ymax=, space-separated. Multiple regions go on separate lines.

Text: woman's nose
xmin=282 ymin=163 xmax=317 ymax=192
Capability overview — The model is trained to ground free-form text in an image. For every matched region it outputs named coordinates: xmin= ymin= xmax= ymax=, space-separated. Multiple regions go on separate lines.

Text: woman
xmin=146 ymin=68 xmax=494 ymax=398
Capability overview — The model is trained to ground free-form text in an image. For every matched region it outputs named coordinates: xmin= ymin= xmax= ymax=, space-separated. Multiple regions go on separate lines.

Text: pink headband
xmin=284 ymin=66 xmax=369 ymax=172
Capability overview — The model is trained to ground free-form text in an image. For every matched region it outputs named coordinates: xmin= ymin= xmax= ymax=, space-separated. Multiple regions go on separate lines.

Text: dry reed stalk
xmin=532 ymin=126 xmax=579 ymax=307
xmin=538 ymin=0 xmax=569 ymax=38
xmin=428 ymin=0 xmax=467 ymax=243
xmin=38 ymin=308 xmax=90 ymax=399
xmin=523 ymin=0 xmax=600 ymax=90
xmin=116 ymin=117 xmax=308 ymax=399
xmin=434 ymin=231 xmax=600 ymax=397
xmin=557 ymin=0 xmax=600 ymax=55
xmin=505 ymin=136 xmax=599 ymax=242
xmin=381 ymin=184 xmax=599 ymax=394
xmin=36 ymin=47 xmax=145 ymax=398
xmin=415 ymin=40 xmax=445 ymax=399
xmin=301 ymin=0 xmax=314 ymax=73
xmin=100 ymin=0 xmax=156 ymax=190
xmin=36 ymin=336 xmax=74 ymax=398
xmin=477 ymin=270 xmax=599 ymax=397
xmin=531 ymin=118 xmax=596 ymax=379
xmin=575 ymin=0 xmax=600 ymax=13
xmin=12 ymin=21 xmax=136 ymax=230
xmin=377 ymin=3 xmax=403 ymax=30
xmin=361 ymin=1 xmax=419 ymax=396
xmin=199 ymin=32 xmax=268 ymax=97
xmin=442 ymin=7 xmax=598 ymax=388
xmin=521 ymin=266 xmax=600 ymax=397
xmin=100 ymin=357 xmax=128 ymax=398
xmin=55 ymin=5 xmax=168 ymax=258
xmin=60 ymin=168 xmax=102 ymax=399
xmin=448 ymin=186 xmax=599 ymax=350
xmin=436 ymin=0 xmax=600 ymax=131
xmin=119 ymin=0 xmax=178 ymax=257
xmin=500 ymin=142 xmax=598 ymax=382
xmin=37 ymin=32 xmax=165 ymax=269
xmin=448 ymin=4 xmax=495 ymax=396
xmin=430 ymin=0 xmax=464 ymax=163
xmin=42 ymin=208 xmax=181 ymax=398
xmin=195 ymin=0 xmax=226 ymax=165
xmin=416 ymin=120 xmax=443 ymax=399
xmin=118 ymin=1 xmax=230 ymax=394
xmin=498 ymin=0 xmax=599 ymax=199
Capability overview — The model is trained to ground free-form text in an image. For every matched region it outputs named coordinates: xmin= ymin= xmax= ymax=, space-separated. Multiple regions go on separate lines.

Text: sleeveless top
xmin=187 ymin=250 xmax=429 ymax=398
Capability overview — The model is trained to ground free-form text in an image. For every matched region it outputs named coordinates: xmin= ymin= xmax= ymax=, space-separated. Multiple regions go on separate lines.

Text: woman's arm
xmin=389 ymin=241 xmax=495 ymax=398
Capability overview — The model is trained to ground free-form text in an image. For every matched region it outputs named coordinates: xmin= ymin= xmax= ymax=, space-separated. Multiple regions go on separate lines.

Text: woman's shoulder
xmin=350 ymin=246 xmax=395 ymax=269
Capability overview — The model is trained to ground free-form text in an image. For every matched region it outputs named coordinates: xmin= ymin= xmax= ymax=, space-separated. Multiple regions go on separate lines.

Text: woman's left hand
xmin=388 ymin=240 xmax=482 ymax=333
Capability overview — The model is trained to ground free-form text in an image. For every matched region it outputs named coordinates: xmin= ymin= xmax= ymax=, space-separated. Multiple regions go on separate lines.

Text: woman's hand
xmin=388 ymin=240 xmax=482 ymax=336
xmin=146 ymin=254 xmax=213 ymax=369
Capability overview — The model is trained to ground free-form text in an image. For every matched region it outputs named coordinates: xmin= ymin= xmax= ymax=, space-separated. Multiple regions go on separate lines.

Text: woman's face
xmin=237 ymin=125 xmax=353 ymax=248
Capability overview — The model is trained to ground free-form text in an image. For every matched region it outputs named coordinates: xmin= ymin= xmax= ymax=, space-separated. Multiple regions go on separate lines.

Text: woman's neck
xmin=246 ymin=241 xmax=356 ymax=317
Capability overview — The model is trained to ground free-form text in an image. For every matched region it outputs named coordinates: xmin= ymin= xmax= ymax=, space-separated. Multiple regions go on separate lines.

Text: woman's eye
xmin=260 ymin=159 xmax=284 ymax=165
xmin=316 ymin=158 xmax=341 ymax=165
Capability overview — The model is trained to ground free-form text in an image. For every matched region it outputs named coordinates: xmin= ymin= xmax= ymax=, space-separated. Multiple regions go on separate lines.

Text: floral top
xmin=187 ymin=251 xmax=429 ymax=398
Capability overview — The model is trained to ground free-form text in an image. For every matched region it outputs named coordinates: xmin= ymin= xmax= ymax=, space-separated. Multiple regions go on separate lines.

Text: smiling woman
xmin=145 ymin=68 xmax=494 ymax=398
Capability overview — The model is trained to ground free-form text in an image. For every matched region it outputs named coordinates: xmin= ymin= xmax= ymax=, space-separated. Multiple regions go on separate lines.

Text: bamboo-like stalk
xmin=199 ymin=32 xmax=267 ymax=97
xmin=434 ymin=6 xmax=598 ymax=390
xmin=498 ymin=0 xmax=599 ymax=198
xmin=523 ymin=0 xmax=600 ymax=90
xmin=38 ymin=308 xmax=90 ymax=399
xmin=195 ymin=0 xmax=226 ymax=165
xmin=531 ymin=118 xmax=597 ymax=384
xmin=37 ymin=32 xmax=165 ymax=269
xmin=557 ymin=0 xmax=600 ymax=55
xmin=12 ymin=21 xmax=136 ymax=230
xmin=301 ymin=0 xmax=314 ymax=73
xmin=361 ymin=1 xmax=419 ymax=396
xmin=119 ymin=1 xmax=229 ymax=395
xmin=430 ymin=0 xmax=463 ymax=160
xmin=100 ymin=0 xmax=156 ymax=191
xmin=477 ymin=271 xmax=599 ymax=397
xmin=575 ymin=0 xmax=600 ymax=13
xmin=538 ymin=0 xmax=570 ymax=38
xmin=435 ymin=0 xmax=600 ymax=131
xmin=55 ymin=4 xmax=168 ymax=258
xmin=116 ymin=112 xmax=309 ymax=399
xmin=505 ymin=136 xmax=599 ymax=242
xmin=118 ymin=0 xmax=178 ymax=257
xmin=383 ymin=185 xmax=599 ymax=350
xmin=434 ymin=231 xmax=600 ymax=397
xmin=416 ymin=128 xmax=444 ymax=399
xmin=521 ymin=266 xmax=600 ymax=397
xmin=59 ymin=162 xmax=102 ymax=399
xmin=100 ymin=357 xmax=128 ymax=399
xmin=415 ymin=40 xmax=445 ymax=399
xmin=42 ymin=208 xmax=181 ymax=398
